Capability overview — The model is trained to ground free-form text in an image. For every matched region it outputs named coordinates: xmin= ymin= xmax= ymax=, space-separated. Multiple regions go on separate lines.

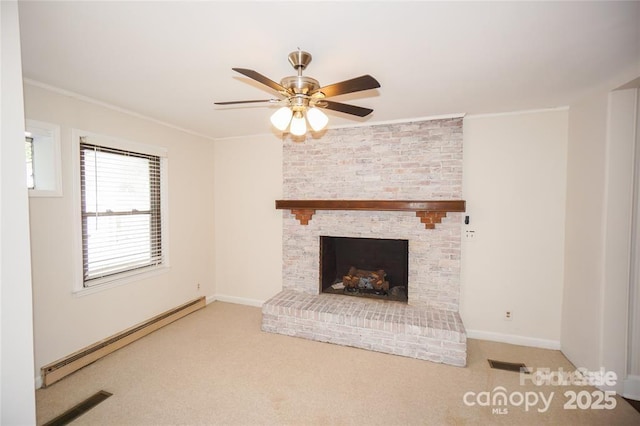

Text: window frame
xmin=72 ymin=129 xmax=169 ymax=295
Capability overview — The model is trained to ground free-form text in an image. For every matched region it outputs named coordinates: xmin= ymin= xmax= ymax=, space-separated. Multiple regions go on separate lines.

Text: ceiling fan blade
xmin=214 ymin=99 xmax=275 ymax=105
xmin=232 ymin=68 xmax=290 ymax=94
xmin=312 ymin=75 xmax=380 ymax=98
xmin=318 ymin=100 xmax=374 ymax=117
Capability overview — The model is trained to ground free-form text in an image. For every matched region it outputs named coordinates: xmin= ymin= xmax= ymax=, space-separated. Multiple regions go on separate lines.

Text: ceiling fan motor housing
xmin=280 ymin=74 xmax=321 ymax=111
xmin=280 ymin=76 xmax=320 ymax=95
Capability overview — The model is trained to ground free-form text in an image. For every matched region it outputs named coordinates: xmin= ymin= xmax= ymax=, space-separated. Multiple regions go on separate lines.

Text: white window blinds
xmin=80 ymin=139 xmax=163 ymax=285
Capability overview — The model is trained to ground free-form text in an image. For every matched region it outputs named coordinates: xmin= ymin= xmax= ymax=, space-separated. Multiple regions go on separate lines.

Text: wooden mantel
xmin=275 ymin=200 xmax=466 ymax=229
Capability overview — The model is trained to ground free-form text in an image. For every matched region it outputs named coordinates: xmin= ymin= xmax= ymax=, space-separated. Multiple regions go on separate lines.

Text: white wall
xmin=629 ymin=89 xmax=640 ymax=400
xmin=562 ymin=85 xmax=640 ymax=394
xmin=602 ymin=88 xmax=637 ymax=392
xmin=212 ymin=134 xmax=283 ymax=305
xmin=562 ymin=91 xmax=611 ymax=372
xmin=461 ymin=110 xmax=568 ymax=348
xmin=24 ymin=84 xmax=215 ymax=382
xmin=210 ymin=112 xmax=570 ymax=350
xmin=0 ymin=1 xmax=37 ymax=423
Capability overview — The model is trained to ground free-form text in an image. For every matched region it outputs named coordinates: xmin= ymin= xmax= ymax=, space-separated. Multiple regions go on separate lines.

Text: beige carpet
xmin=36 ymin=302 xmax=640 ymax=425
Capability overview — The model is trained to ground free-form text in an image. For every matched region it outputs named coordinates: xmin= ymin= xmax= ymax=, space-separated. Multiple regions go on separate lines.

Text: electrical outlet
xmin=197 ymin=283 xmax=201 ymax=291
xmin=464 ymin=229 xmax=477 ymax=242
xmin=504 ymin=311 xmax=512 ymax=321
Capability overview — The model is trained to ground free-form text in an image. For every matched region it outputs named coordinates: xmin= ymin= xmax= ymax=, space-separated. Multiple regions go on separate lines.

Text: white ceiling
xmin=17 ymin=1 xmax=640 ymax=140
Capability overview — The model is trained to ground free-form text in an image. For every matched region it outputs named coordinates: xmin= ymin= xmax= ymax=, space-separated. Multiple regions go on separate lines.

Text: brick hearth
xmin=262 ymin=291 xmax=466 ymax=366
xmin=263 ymin=117 xmax=467 ymax=366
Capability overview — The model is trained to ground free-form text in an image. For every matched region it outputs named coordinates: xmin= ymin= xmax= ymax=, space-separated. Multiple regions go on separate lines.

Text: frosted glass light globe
xmin=290 ymin=113 xmax=307 ymax=136
xmin=270 ymin=107 xmax=293 ymax=131
xmin=306 ymin=107 xmax=329 ymax=132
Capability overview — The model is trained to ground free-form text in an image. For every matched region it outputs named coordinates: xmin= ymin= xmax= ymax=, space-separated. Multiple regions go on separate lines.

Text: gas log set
xmin=342 ymin=267 xmax=389 ymax=292
xmin=328 ymin=266 xmax=407 ymax=302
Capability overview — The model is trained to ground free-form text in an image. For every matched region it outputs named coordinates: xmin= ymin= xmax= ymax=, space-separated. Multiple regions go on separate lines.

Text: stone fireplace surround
xmin=261 ymin=118 xmax=467 ymax=366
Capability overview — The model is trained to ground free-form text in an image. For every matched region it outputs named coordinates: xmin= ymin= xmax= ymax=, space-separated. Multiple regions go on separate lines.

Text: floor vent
xmin=41 ymin=296 xmax=206 ymax=387
xmin=43 ymin=390 xmax=112 ymax=426
xmin=488 ymin=359 xmax=531 ymax=374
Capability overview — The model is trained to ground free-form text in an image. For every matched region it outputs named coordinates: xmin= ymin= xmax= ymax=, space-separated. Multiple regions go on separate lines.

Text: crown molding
xmin=23 ymin=78 xmax=217 ymax=141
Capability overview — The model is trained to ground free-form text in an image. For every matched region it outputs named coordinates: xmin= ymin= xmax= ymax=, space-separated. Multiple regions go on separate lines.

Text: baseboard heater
xmin=40 ymin=296 xmax=206 ymax=387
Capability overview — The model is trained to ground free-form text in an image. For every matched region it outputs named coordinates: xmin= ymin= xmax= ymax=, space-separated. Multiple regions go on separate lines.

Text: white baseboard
xmin=35 ymin=375 xmax=42 ymax=390
xmin=466 ymin=329 xmax=561 ymax=350
xmin=623 ymin=375 xmax=640 ymax=400
xmin=208 ymin=294 xmax=265 ymax=308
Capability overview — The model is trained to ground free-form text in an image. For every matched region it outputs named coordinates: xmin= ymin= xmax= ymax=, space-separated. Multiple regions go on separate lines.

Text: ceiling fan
xmin=214 ymin=50 xmax=381 ymax=136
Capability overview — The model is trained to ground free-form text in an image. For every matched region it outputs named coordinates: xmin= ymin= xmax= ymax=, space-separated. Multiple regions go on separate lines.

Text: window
xmin=25 ymin=136 xmax=34 ymax=189
xmin=79 ymin=136 xmax=166 ymax=288
xmin=25 ymin=119 xmax=62 ymax=196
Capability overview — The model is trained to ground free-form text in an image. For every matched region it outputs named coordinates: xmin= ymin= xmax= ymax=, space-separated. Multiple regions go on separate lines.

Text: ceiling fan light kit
xmin=215 ymin=50 xmax=380 ymax=138
xmin=270 ymin=104 xmax=328 ymax=135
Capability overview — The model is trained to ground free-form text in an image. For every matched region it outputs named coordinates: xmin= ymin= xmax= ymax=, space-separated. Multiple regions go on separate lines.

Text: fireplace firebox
xmin=319 ymin=236 xmax=409 ymax=302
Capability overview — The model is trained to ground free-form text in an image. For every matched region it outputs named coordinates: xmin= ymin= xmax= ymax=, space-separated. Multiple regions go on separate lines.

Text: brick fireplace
xmin=262 ymin=117 xmax=467 ymax=366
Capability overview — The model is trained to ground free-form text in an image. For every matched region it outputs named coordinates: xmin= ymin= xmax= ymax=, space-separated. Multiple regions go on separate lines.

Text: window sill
xmin=29 ymin=189 xmax=63 ymax=198
xmin=73 ymin=265 xmax=170 ymax=297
